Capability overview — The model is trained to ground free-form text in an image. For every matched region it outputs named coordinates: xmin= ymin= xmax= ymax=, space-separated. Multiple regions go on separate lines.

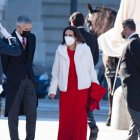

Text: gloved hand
xmin=0 ymin=22 xmax=11 ymax=39
xmin=8 ymin=37 xmax=16 ymax=45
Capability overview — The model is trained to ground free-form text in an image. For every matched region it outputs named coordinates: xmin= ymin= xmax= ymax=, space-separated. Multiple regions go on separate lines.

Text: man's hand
xmin=8 ymin=37 xmax=17 ymax=45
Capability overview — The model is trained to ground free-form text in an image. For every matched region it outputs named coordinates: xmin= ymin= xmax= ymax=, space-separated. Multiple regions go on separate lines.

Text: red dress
xmin=57 ymin=48 xmax=89 ymax=140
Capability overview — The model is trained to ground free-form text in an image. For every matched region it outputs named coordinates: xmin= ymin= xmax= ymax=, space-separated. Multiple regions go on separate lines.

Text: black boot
xmin=89 ymin=125 xmax=99 ymax=140
xmin=106 ymin=117 xmax=111 ymax=126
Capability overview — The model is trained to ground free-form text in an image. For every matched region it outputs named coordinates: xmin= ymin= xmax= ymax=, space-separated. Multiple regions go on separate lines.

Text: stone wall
xmin=1 ymin=0 xmax=121 ymax=74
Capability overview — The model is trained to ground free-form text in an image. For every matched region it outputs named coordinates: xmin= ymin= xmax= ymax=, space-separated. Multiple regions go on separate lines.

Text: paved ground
xmin=0 ymin=97 xmax=128 ymax=140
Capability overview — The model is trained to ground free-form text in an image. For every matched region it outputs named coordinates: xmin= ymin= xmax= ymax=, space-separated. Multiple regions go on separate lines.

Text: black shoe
xmin=106 ymin=117 xmax=111 ymax=126
xmin=89 ymin=125 xmax=99 ymax=140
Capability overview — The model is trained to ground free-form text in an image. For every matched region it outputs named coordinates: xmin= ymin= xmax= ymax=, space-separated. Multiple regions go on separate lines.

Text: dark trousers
xmin=8 ymin=78 xmax=37 ymax=140
xmin=127 ymin=107 xmax=140 ymax=140
xmin=87 ymin=108 xmax=96 ymax=129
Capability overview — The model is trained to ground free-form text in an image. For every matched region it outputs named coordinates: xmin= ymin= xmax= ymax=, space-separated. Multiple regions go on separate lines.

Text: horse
xmin=86 ymin=4 xmax=120 ymax=126
xmin=86 ymin=4 xmax=117 ymax=36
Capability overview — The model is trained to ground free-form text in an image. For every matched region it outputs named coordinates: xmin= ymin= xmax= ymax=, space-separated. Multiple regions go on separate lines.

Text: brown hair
xmin=86 ymin=5 xmax=117 ymax=36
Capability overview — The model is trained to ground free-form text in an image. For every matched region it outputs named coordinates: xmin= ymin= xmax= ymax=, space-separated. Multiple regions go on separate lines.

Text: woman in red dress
xmin=48 ymin=26 xmax=99 ymax=140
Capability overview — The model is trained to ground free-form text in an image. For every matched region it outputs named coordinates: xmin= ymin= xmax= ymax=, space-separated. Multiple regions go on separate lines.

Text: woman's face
xmin=64 ymin=29 xmax=76 ymax=46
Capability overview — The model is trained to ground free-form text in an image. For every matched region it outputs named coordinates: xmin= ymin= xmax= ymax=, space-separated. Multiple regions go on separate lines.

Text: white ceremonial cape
xmin=98 ymin=0 xmax=140 ymax=57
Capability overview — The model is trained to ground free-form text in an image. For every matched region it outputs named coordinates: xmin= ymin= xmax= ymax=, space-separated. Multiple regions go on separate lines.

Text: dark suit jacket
xmin=119 ymin=34 xmax=140 ymax=111
xmin=78 ymin=27 xmax=99 ymax=65
xmin=0 ymin=38 xmax=20 ymax=84
xmin=1 ymin=30 xmax=36 ymax=116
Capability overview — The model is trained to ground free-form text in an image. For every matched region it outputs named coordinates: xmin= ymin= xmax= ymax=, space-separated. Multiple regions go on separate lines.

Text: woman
xmin=48 ymin=26 xmax=98 ymax=140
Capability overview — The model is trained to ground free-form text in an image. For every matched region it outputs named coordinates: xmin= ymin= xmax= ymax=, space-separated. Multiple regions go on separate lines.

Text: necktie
xmin=22 ymin=37 xmax=26 ymax=49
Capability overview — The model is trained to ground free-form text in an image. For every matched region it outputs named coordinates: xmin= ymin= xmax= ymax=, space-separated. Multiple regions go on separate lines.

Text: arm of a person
xmin=1 ymin=54 xmax=9 ymax=76
xmin=0 ymin=38 xmax=20 ymax=56
xmin=25 ymin=35 xmax=36 ymax=83
xmin=88 ymin=47 xmax=99 ymax=84
xmin=93 ymin=37 xmax=99 ymax=66
xmin=129 ymin=40 xmax=140 ymax=71
xmin=0 ymin=22 xmax=11 ymax=39
xmin=48 ymin=49 xmax=60 ymax=97
xmin=26 ymin=35 xmax=36 ymax=66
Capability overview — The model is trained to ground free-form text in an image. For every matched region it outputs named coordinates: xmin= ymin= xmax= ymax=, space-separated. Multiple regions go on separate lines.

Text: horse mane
xmin=87 ymin=4 xmax=117 ymax=36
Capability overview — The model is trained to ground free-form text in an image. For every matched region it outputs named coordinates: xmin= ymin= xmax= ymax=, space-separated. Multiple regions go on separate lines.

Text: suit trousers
xmin=8 ymin=78 xmax=37 ymax=140
xmin=127 ymin=107 xmax=140 ymax=140
xmin=87 ymin=108 xmax=96 ymax=129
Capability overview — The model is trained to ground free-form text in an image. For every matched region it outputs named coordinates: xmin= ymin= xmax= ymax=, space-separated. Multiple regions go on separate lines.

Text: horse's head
xmin=86 ymin=4 xmax=117 ymax=36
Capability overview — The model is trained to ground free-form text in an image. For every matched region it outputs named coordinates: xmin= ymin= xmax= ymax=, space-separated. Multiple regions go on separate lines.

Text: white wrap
xmin=98 ymin=0 xmax=140 ymax=57
xmin=0 ymin=23 xmax=11 ymax=39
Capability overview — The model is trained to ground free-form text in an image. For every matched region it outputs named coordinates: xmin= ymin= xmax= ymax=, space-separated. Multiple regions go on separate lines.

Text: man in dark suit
xmin=69 ymin=12 xmax=99 ymax=140
xmin=119 ymin=19 xmax=140 ymax=140
xmin=1 ymin=15 xmax=37 ymax=140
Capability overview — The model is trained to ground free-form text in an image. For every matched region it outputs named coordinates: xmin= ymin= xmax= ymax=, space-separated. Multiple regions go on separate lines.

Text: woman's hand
xmin=49 ymin=94 xmax=56 ymax=100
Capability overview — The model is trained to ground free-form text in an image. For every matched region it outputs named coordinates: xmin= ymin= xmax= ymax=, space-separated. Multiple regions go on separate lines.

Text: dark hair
xmin=69 ymin=12 xmax=85 ymax=27
xmin=122 ymin=19 xmax=136 ymax=31
xmin=62 ymin=26 xmax=85 ymax=44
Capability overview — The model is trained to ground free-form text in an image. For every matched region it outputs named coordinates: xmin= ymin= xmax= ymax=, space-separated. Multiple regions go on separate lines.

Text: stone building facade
xmin=0 ymin=0 xmax=120 ymax=74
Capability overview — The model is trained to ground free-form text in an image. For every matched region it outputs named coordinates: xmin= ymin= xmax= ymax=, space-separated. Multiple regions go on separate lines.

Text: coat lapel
xmin=74 ymin=43 xmax=86 ymax=60
xmin=130 ymin=34 xmax=139 ymax=39
xmin=58 ymin=43 xmax=86 ymax=60
xmin=12 ymin=31 xmax=26 ymax=62
xmin=58 ymin=45 xmax=69 ymax=60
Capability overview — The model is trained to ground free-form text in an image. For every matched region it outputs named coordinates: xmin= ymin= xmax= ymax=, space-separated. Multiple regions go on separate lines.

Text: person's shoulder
xmin=89 ymin=32 xmax=98 ymax=38
xmin=57 ymin=44 xmax=64 ymax=49
xmin=56 ymin=44 xmax=66 ymax=53
xmin=129 ymin=37 xmax=140 ymax=50
xmin=30 ymin=33 xmax=36 ymax=38
xmin=80 ymin=28 xmax=91 ymax=35
xmin=130 ymin=37 xmax=140 ymax=45
xmin=78 ymin=43 xmax=90 ymax=51
xmin=85 ymin=30 xmax=97 ymax=40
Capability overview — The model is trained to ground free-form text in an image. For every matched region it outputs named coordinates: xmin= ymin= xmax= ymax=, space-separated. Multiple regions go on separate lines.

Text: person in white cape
xmin=98 ymin=0 xmax=140 ymax=57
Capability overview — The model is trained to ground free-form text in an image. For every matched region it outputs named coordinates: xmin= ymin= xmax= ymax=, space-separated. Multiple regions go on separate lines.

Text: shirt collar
xmin=77 ymin=26 xmax=84 ymax=29
xmin=15 ymin=30 xmax=26 ymax=43
xmin=128 ymin=32 xmax=137 ymax=40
